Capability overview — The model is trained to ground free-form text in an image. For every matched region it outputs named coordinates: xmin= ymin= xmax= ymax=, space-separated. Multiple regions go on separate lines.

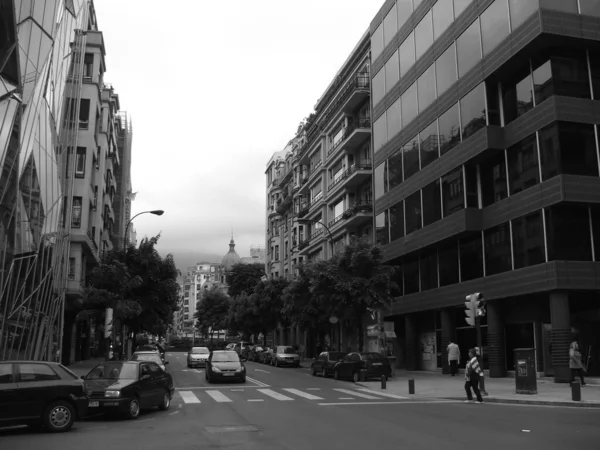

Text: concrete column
xmin=440 ymin=309 xmax=455 ymax=374
xmin=405 ymin=314 xmax=418 ymax=370
xmin=550 ymin=291 xmax=571 ymax=383
xmin=487 ymin=301 xmax=506 ymax=377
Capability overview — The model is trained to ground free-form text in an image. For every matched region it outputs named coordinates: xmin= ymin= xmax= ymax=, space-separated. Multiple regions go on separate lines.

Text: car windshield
xmin=329 ymin=352 xmax=346 ymax=361
xmin=191 ymin=347 xmax=209 ymax=354
xmin=131 ymin=353 xmax=162 ymax=364
xmin=211 ymin=352 xmax=240 ymax=362
xmin=85 ymin=362 xmax=138 ymax=380
xmin=280 ymin=347 xmax=296 ymax=354
xmin=136 ymin=346 xmax=157 ymax=352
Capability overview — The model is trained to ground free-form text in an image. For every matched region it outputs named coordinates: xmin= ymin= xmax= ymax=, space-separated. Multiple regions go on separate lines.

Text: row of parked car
xmin=310 ymin=351 xmax=392 ymax=382
xmin=243 ymin=345 xmax=301 ymax=367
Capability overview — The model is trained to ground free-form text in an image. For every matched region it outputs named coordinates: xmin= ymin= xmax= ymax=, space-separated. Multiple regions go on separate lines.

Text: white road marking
xmin=175 ymin=385 xmax=267 ymax=390
xmin=306 ymin=388 xmax=321 ymax=391
xmin=206 ymin=390 xmax=233 ymax=403
xmin=339 ymin=397 xmax=355 ymax=400
xmin=136 ymin=418 xmax=156 ymax=423
xmin=179 ymin=391 xmax=201 ymax=404
xmin=283 ymin=388 xmax=323 ymax=400
xmin=230 ymin=389 xmax=244 ymax=392
xmin=169 ymin=411 xmax=179 ymax=416
xmin=257 ymin=389 xmax=294 ymax=401
xmin=248 ymin=399 xmax=264 ymax=402
xmin=167 ymin=353 xmax=173 ymax=356
xmin=334 ymin=388 xmax=381 ymax=399
xmin=319 ymin=400 xmax=462 ymax=406
xmin=176 ymin=356 xmax=180 ymax=359
xmin=356 ymin=388 xmax=408 ymax=399
xmin=254 ymin=369 xmax=270 ymax=373
xmin=246 ymin=376 xmax=269 ymax=387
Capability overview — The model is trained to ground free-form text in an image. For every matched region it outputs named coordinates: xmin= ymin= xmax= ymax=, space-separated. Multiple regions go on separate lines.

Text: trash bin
xmin=514 ymin=348 xmax=537 ymax=395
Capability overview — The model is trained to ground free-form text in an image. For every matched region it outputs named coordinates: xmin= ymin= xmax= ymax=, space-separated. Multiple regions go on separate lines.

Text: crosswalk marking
xmin=339 ymin=397 xmax=355 ymax=400
xmin=283 ymin=388 xmax=323 ymax=400
xmin=356 ymin=388 xmax=408 ymax=399
xmin=334 ymin=389 xmax=381 ymax=400
xmin=248 ymin=399 xmax=264 ymax=402
xmin=257 ymin=389 xmax=294 ymax=401
xmin=206 ymin=390 xmax=233 ymax=403
xmin=306 ymin=388 xmax=321 ymax=391
xmin=179 ymin=391 xmax=201 ymax=404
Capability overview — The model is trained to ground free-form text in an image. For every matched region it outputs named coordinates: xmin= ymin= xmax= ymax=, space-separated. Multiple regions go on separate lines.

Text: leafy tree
xmin=226 ymin=263 xmax=264 ymax=298
xmin=227 ymin=292 xmax=261 ymax=340
xmin=195 ymin=286 xmax=230 ymax=344
xmin=252 ymin=277 xmax=290 ymax=345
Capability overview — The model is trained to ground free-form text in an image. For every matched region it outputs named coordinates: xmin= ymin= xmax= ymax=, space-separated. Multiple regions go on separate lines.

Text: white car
xmin=130 ymin=351 xmax=168 ymax=371
xmin=187 ymin=347 xmax=210 ymax=368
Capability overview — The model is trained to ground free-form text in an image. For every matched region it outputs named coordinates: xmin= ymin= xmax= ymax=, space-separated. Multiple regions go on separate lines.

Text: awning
xmin=384 ymin=331 xmax=397 ymax=339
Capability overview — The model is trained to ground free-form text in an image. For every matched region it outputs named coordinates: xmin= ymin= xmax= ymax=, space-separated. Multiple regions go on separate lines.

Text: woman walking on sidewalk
xmin=464 ymin=348 xmax=484 ymax=403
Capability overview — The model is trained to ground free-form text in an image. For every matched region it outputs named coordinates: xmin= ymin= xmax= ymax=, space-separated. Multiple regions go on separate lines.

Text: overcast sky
xmin=94 ymin=0 xmax=382 ymax=270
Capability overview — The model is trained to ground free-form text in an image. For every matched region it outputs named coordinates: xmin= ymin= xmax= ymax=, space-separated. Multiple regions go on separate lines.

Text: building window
xmin=460 ymin=83 xmax=486 ymax=140
xmin=442 ymin=167 xmax=464 ymax=217
xmin=79 ymin=98 xmax=90 ymax=129
xmin=387 ymin=97 xmax=402 ymax=140
xmin=376 ymin=211 xmax=389 ymax=246
xmin=420 ymin=250 xmax=438 ymax=291
xmin=454 ymin=0 xmax=475 ymax=18
xmin=84 ymin=53 xmax=94 ymax=79
xmin=387 ymin=150 xmax=403 ymax=192
xmin=397 ymin=0 xmax=413 ymax=30
xmin=404 ymin=256 xmax=420 ymax=294
xmin=433 ymin=0 xmax=454 ymax=41
xmin=68 ymin=258 xmax=76 ymax=280
xmin=436 ymin=43 xmax=457 ymax=98
xmin=419 ymin=120 xmax=439 ymax=169
xmin=580 ymin=0 xmax=600 ymax=16
xmin=405 ymin=191 xmax=422 ymax=235
xmin=590 ymin=47 xmax=600 ymax=98
xmin=401 ymin=82 xmax=418 ymax=129
xmin=74 ymin=147 xmax=86 ymax=178
xmin=389 ymin=201 xmax=404 ymax=242
xmin=512 ymin=211 xmax=545 ymax=269
xmin=373 ymin=114 xmax=387 ymax=153
xmin=539 ymin=0 xmax=578 ymax=14
xmin=418 ymin=63 xmax=436 ymax=113
xmin=508 ymin=0 xmax=539 ymax=30
xmin=456 ymin=18 xmax=481 ymax=78
xmin=374 ymin=162 xmax=386 ymax=200
xmin=532 ymin=60 xmax=552 ymax=106
xmin=480 ymin=0 xmax=510 ymax=57
xmin=484 ymin=223 xmax=512 ymax=276
xmin=403 ymin=135 xmax=420 ymax=180
xmin=385 ymin=50 xmax=400 ymax=98
xmin=591 ymin=207 xmax=600 ymax=260
xmin=459 ymin=234 xmax=483 ymax=281
xmin=371 ymin=23 xmax=384 ymax=62
xmin=373 ymin=68 xmax=386 ymax=108
xmin=422 ymin=179 xmax=441 ymax=227
xmin=438 ymin=104 xmax=461 ymax=156
xmin=71 ymin=196 xmax=82 ymax=228
xmin=438 ymin=241 xmax=459 ymax=286
xmin=481 ymin=152 xmax=508 ymax=207
xmin=551 ymin=49 xmax=591 ymax=100
xmin=399 ymin=32 xmax=416 ymax=78
xmin=414 ymin=10 xmax=433 ymax=61
xmin=507 ymin=133 xmax=540 ymax=195
xmin=383 ymin=3 xmax=397 ymax=48
xmin=503 ymin=65 xmax=534 ymax=124
xmin=545 ymin=205 xmax=593 ymax=261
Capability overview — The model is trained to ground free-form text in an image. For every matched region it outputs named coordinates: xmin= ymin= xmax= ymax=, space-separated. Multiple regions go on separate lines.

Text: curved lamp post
xmin=123 ymin=209 xmax=164 ymax=253
xmin=297 ymin=218 xmax=334 ymax=255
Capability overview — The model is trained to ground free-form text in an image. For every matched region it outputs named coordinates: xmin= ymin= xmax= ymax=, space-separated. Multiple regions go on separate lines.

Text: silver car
xmin=130 ymin=351 xmax=168 ymax=371
xmin=271 ymin=346 xmax=300 ymax=368
xmin=187 ymin=347 xmax=210 ymax=368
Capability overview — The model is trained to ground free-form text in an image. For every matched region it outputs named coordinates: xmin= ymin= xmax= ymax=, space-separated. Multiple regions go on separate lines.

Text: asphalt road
xmin=1 ymin=349 xmax=598 ymax=449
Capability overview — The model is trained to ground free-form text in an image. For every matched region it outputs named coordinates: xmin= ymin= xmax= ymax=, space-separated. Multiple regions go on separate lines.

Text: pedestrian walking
xmin=464 ymin=348 xmax=484 ymax=403
xmin=569 ymin=339 xmax=587 ymax=386
xmin=447 ymin=341 xmax=460 ymax=376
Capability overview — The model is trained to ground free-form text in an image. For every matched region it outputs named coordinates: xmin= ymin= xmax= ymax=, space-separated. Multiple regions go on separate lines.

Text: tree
xmin=227 ymin=292 xmax=261 ymax=340
xmin=226 ymin=263 xmax=264 ymax=298
xmin=252 ymin=277 xmax=290 ymax=345
xmin=195 ymin=286 xmax=229 ymax=344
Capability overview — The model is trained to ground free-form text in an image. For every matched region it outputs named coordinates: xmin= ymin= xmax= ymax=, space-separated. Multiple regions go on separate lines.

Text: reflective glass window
xmin=373 ymin=69 xmax=386 ymax=108
xmin=459 ymin=234 xmax=483 ymax=281
xmin=439 ymin=241 xmax=459 ymax=286
xmin=551 ymin=50 xmax=591 ymax=99
xmin=389 ymin=201 xmax=405 ymax=241
xmin=403 ymin=134 xmax=420 ymax=180
xmin=453 ymin=0 xmax=474 ymax=18
xmin=405 ymin=191 xmax=422 ymax=234
xmin=383 ymin=4 xmax=398 ymax=48
xmin=376 ymin=211 xmax=390 ymax=246
xmin=480 ymin=0 xmax=510 ymax=57
xmin=442 ymin=167 xmax=464 ymax=217
xmin=532 ymin=60 xmax=552 ymax=105
xmin=433 ymin=0 xmax=454 ymax=41
xmin=486 ymin=79 xmax=501 ymax=126
xmin=397 ymin=0 xmax=414 ymax=30
xmin=509 ymin=0 xmax=539 ymax=30
xmin=372 ymin=23 xmax=385 ymax=62
xmin=417 ymin=64 xmax=436 ymax=113
xmin=484 ymin=223 xmax=512 ymax=276
xmin=422 ymin=179 xmax=442 ymax=226
xmin=373 ymin=114 xmax=387 ymax=153
xmin=545 ymin=205 xmax=593 ymax=261
xmin=415 ymin=11 xmax=434 ymax=61
xmin=385 ymin=50 xmax=400 ymax=96
xmin=438 ymin=103 xmax=461 ymax=156
xmin=374 ymin=161 xmax=387 ymax=200
xmin=580 ymin=0 xmax=600 ymax=17
xmin=591 ymin=208 xmax=600 ymax=260
xmin=388 ymin=150 xmax=403 ymax=191
xmin=401 ymin=82 xmax=418 ymax=128
xmin=512 ymin=211 xmax=546 ymax=269
xmin=404 ymin=257 xmax=420 ymax=294
xmin=539 ymin=0 xmax=578 ymax=13
xmin=503 ymin=68 xmax=534 ymax=124
xmin=387 ymin=97 xmax=402 ymax=141
xmin=419 ymin=120 xmax=439 ymax=169
xmin=460 ymin=83 xmax=486 ymax=140
xmin=589 ymin=47 xmax=600 ymax=99
xmin=456 ymin=19 xmax=481 ymax=78
xmin=465 ymin=164 xmax=478 ymax=207
xmin=481 ymin=151 xmax=508 ymax=207
xmin=420 ymin=250 xmax=438 ymax=291
xmin=436 ymin=43 xmax=457 ymax=98
xmin=538 ymin=123 xmax=560 ymax=181
xmin=558 ymin=122 xmax=599 ymax=177
xmin=399 ymin=32 xmax=416 ymax=78
xmin=507 ymin=133 xmax=540 ymax=195
xmin=413 ymin=0 xmax=424 ymax=9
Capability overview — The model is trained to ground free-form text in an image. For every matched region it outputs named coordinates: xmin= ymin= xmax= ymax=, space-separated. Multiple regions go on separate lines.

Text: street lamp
xmin=124 ymin=209 xmax=164 ymax=253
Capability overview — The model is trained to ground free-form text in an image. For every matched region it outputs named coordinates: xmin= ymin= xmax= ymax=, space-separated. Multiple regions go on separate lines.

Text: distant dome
xmin=221 ymin=236 xmax=241 ymax=271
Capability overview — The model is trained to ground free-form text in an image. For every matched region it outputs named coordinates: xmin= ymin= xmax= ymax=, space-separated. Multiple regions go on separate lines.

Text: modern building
xmin=371 ymin=0 xmax=600 ymax=381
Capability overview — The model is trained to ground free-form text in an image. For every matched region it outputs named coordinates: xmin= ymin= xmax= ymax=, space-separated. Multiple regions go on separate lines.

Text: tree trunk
xmin=356 ymin=311 xmax=364 ymax=352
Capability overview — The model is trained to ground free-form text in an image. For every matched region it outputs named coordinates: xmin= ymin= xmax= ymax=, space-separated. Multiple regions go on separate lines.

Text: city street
xmin=1 ymin=349 xmax=598 ymax=449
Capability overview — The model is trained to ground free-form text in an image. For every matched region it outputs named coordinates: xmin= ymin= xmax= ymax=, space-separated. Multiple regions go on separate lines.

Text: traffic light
xmin=464 ymin=295 xmax=476 ymax=326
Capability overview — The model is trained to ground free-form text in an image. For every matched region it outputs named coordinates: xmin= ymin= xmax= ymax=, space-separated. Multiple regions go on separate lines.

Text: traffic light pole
xmin=475 ymin=316 xmax=488 ymax=396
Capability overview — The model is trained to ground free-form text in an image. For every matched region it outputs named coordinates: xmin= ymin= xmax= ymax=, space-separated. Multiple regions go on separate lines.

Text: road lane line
xmin=334 ymin=388 xmax=381 ymax=399
xmin=247 ymin=399 xmax=264 ymax=402
xmin=230 ymin=389 xmax=244 ymax=391
xmin=246 ymin=376 xmax=269 ymax=387
xmin=257 ymin=389 xmax=294 ymax=401
xmin=254 ymin=369 xmax=270 ymax=373
xmin=206 ymin=390 xmax=233 ymax=403
xmin=318 ymin=400 xmax=463 ymax=406
xmin=283 ymin=388 xmax=323 ymax=400
xmin=179 ymin=390 xmax=201 ymax=404
xmin=306 ymin=388 xmax=321 ymax=391
xmin=356 ymin=388 xmax=408 ymax=399
xmin=169 ymin=411 xmax=179 ymax=416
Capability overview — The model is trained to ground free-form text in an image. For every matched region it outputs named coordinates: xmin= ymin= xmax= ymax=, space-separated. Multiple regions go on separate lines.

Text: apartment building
xmin=371 ymin=0 xmax=600 ymax=381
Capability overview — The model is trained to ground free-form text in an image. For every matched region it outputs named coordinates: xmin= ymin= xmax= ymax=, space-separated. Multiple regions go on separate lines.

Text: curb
xmin=442 ymin=397 xmax=600 ymax=408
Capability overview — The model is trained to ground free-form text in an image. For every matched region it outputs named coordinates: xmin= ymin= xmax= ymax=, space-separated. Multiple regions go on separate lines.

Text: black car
xmin=311 ymin=351 xmax=348 ymax=377
xmin=0 ymin=361 xmax=88 ymax=433
xmin=205 ymin=351 xmax=246 ymax=383
xmin=83 ymin=361 xmax=174 ymax=419
xmin=332 ymin=352 xmax=392 ymax=382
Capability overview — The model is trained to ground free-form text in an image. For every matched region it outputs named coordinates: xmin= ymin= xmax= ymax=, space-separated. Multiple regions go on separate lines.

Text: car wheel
xmin=43 ymin=400 xmax=75 ymax=433
xmin=334 ymin=370 xmax=340 ymax=380
xmin=125 ymin=397 xmax=141 ymax=420
xmin=352 ymin=372 xmax=359 ymax=383
xmin=240 ymin=377 xmax=246 ymax=383
xmin=321 ymin=369 xmax=327 ymax=378
xmin=158 ymin=390 xmax=170 ymax=411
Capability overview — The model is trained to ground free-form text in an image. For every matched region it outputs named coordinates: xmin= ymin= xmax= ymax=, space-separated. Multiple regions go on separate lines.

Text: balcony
xmin=342 ymin=202 xmax=373 ymax=229
xmin=339 ymin=72 xmax=370 ymax=115
xmin=299 ymin=229 xmax=325 ymax=255
xmin=298 ymin=201 xmax=310 ymax=218
xmin=276 ymin=195 xmax=293 ymax=214
xmin=327 ymin=161 xmax=372 ymax=196
xmin=268 ymin=204 xmax=280 ymax=218
xmin=327 ymin=118 xmax=371 ymax=159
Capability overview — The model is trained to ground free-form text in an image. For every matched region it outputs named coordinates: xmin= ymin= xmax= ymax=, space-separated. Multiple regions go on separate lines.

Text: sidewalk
xmin=67 ymin=358 xmax=106 ymax=377
xmin=355 ymin=370 xmax=600 ymax=408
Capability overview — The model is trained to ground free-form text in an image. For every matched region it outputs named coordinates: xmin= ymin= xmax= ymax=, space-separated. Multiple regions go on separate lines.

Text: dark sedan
xmin=0 ymin=361 xmax=88 ymax=433
xmin=83 ymin=361 xmax=174 ymax=419
xmin=205 ymin=351 xmax=246 ymax=383
xmin=311 ymin=351 xmax=347 ymax=377
xmin=332 ymin=352 xmax=392 ymax=382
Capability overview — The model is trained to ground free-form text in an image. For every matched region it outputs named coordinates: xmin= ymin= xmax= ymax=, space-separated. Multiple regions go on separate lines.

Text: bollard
xmin=571 ymin=381 xmax=581 ymax=402
xmin=381 ymin=375 xmax=387 ymax=389
xmin=408 ymin=378 xmax=415 ymax=395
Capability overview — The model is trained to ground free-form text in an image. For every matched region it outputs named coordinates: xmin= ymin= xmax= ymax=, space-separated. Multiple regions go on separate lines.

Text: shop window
xmin=433 ymin=0 xmax=454 ymax=41
xmin=420 ymin=250 xmax=438 ymax=291
xmin=397 ymin=0 xmax=414 ymax=30
xmin=419 ymin=120 xmax=439 ymax=169
xmin=545 ymin=205 xmax=593 ymax=261
xmin=373 ymin=68 xmax=386 ymax=108
xmin=385 ymin=50 xmax=400 ymax=96
xmin=399 ymin=32 xmax=416 ymax=78
xmin=383 ymin=4 xmax=398 ymax=48
xmin=480 ymin=151 xmax=508 ymax=207
xmin=453 ymin=0 xmax=474 ymax=18
xmin=460 ymin=83 xmax=486 ymax=140
xmin=388 ymin=150 xmax=403 ymax=191
xmin=438 ymin=103 xmax=461 ymax=156
xmin=415 ymin=10 xmax=433 ymax=61
xmin=386 ymin=97 xmax=402 ymax=141
xmin=389 ymin=201 xmax=405 ymax=242
xmin=401 ymin=82 xmax=418 ymax=129
xmin=417 ymin=64 xmax=436 ymax=113
xmin=508 ymin=0 xmax=539 ymax=30
xmin=376 ymin=211 xmax=389 ymax=246
xmin=403 ymin=135 xmax=420 ymax=180
xmin=512 ymin=211 xmax=545 ymax=269
xmin=436 ymin=43 xmax=457 ymax=98
xmin=484 ymin=222 xmax=512 ymax=276
xmin=371 ymin=23 xmax=384 ymax=62
xmin=507 ymin=133 xmax=540 ymax=195
xmin=442 ymin=167 xmax=464 ymax=217
xmin=459 ymin=234 xmax=484 ymax=281
xmin=456 ymin=18 xmax=481 ymax=78
xmin=438 ymin=241 xmax=459 ymax=286
xmin=422 ymin=179 xmax=442 ymax=227
xmin=404 ymin=257 xmax=420 ymax=295
xmin=373 ymin=114 xmax=387 ymax=153
xmin=374 ymin=161 xmax=386 ymax=200
xmin=405 ymin=191 xmax=422 ymax=235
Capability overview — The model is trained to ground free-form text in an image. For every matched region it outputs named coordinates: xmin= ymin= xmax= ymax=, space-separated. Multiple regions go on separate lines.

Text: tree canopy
xmin=194 ymin=286 xmax=230 ymax=337
xmin=226 ymin=262 xmax=264 ymax=298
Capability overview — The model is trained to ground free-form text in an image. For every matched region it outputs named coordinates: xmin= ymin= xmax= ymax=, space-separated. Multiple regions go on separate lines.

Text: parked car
xmin=332 ymin=352 xmax=392 ymax=382
xmin=83 ymin=361 xmax=174 ymax=419
xmin=134 ymin=344 xmax=164 ymax=362
xmin=187 ymin=347 xmax=210 ymax=368
xmin=247 ymin=345 xmax=264 ymax=362
xmin=311 ymin=351 xmax=348 ymax=377
xmin=258 ymin=347 xmax=274 ymax=364
xmin=205 ymin=351 xmax=246 ymax=383
xmin=270 ymin=346 xmax=300 ymax=367
xmin=130 ymin=351 xmax=168 ymax=371
xmin=0 ymin=361 xmax=88 ymax=433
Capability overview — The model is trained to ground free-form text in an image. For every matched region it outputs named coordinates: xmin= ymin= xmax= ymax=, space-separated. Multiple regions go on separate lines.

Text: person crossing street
xmin=464 ymin=348 xmax=484 ymax=403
